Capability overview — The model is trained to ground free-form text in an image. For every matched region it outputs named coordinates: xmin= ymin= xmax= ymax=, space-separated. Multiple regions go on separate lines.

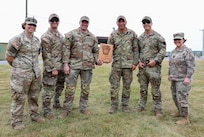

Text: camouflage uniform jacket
xmin=41 ymin=28 xmax=64 ymax=72
xmin=108 ymin=28 xmax=139 ymax=68
xmin=63 ymin=28 xmax=99 ymax=70
xmin=5 ymin=32 xmax=41 ymax=77
xmin=139 ymin=30 xmax=166 ymax=64
xmin=168 ymin=45 xmax=195 ymax=81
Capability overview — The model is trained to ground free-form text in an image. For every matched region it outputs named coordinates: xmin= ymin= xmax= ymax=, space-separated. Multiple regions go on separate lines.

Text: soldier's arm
xmin=154 ymin=37 xmax=166 ymax=63
xmin=92 ymin=37 xmax=99 ymax=64
xmin=5 ymin=55 xmax=14 ymax=66
xmin=185 ymin=49 xmax=195 ymax=79
xmin=41 ymin=36 xmax=55 ymax=72
xmin=5 ymin=37 xmax=21 ymax=66
xmin=63 ymin=32 xmax=72 ymax=64
xmin=132 ymin=33 xmax=139 ymax=65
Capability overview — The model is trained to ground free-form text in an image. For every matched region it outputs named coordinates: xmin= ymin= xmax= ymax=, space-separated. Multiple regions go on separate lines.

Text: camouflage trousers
xmin=63 ymin=69 xmax=92 ymax=112
xmin=42 ymin=70 xmax=65 ymax=115
xmin=109 ymin=68 xmax=133 ymax=108
xmin=137 ymin=65 xmax=162 ymax=111
xmin=10 ymin=70 xmax=42 ymax=127
xmin=171 ymin=81 xmax=191 ymax=116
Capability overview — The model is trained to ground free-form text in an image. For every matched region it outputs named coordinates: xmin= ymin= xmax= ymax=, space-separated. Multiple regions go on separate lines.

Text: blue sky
xmin=0 ymin=0 xmax=204 ymax=51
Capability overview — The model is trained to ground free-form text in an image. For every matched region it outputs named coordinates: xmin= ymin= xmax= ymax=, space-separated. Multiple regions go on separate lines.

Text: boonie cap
xmin=117 ymin=15 xmax=126 ymax=22
xmin=80 ymin=16 xmax=89 ymax=22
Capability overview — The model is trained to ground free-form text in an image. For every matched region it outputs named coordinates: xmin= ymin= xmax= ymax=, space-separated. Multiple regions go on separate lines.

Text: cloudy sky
xmin=0 ymin=0 xmax=203 ymax=51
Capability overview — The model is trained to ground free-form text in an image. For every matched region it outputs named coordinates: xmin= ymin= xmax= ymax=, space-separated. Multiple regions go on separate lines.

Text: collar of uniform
xmin=175 ymin=45 xmax=186 ymax=51
xmin=116 ymin=29 xmax=129 ymax=35
xmin=77 ymin=27 xmax=90 ymax=36
xmin=48 ymin=28 xmax=60 ymax=36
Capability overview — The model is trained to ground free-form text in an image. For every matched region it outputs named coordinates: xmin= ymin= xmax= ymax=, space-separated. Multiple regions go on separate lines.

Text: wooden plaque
xmin=98 ymin=43 xmax=113 ymax=63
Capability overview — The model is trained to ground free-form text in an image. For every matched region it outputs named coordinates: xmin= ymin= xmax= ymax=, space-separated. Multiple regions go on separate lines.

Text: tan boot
xmin=13 ymin=123 xmax=25 ymax=130
xmin=171 ymin=112 xmax=181 ymax=117
xmin=45 ymin=113 xmax=55 ymax=120
xmin=58 ymin=110 xmax=70 ymax=119
xmin=134 ymin=107 xmax=144 ymax=112
xmin=176 ymin=116 xmax=190 ymax=125
xmin=31 ymin=116 xmax=45 ymax=123
xmin=80 ymin=109 xmax=91 ymax=115
xmin=109 ymin=106 xmax=118 ymax=114
xmin=155 ymin=110 xmax=163 ymax=117
xmin=36 ymin=117 xmax=45 ymax=123
xmin=122 ymin=106 xmax=130 ymax=113
xmin=53 ymin=104 xmax=63 ymax=110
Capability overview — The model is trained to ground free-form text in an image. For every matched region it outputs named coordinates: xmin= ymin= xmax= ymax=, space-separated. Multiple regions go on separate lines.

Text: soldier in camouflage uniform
xmin=168 ymin=33 xmax=195 ymax=125
xmin=58 ymin=16 xmax=103 ymax=118
xmin=41 ymin=13 xmax=65 ymax=120
xmin=135 ymin=16 xmax=166 ymax=117
xmin=5 ymin=17 xmax=44 ymax=130
xmin=107 ymin=15 xmax=139 ymax=114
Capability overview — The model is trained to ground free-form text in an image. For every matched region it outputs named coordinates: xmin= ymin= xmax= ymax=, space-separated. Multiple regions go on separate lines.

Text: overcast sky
xmin=0 ymin=0 xmax=203 ymax=51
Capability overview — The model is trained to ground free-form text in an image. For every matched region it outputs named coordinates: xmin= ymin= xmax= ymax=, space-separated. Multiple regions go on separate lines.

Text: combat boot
xmin=13 ymin=123 xmax=25 ymax=130
xmin=58 ymin=110 xmax=70 ymax=119
xmin=35 ymin=117 xmax=45 ymax=123
xmin=176 ymin=116 xmax=190 ymax=125
xmin=44 ymin=112 xmax=55 ymax=120
xmin=109 ymin=106 xmax=118 ymax=114
xmin=171 ymin=112 xmax=181 ymax=117
xmin=31 ymin=116 xmax=45 ymax=123
xmin=53 ymin=104 xmax=62 ymax=109
xmin=134 ymin=106 xmax=144 ymax=112
xmin=80 ymin=109 xmax=91 ymax=115
xmin=122 ymin=106 xmax=130 ymax=113
xmin=155 ymin=110 xmax=163 ymax=117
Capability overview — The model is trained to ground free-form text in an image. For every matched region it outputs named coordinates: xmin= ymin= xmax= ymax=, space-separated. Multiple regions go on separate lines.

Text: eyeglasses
xmin=28 ymin=24 xmax=36 ymax=27
xmin=50 ymin=18 xmax=59 ymax=23
xmin=142 ymin=20 xmax=151 ymax=24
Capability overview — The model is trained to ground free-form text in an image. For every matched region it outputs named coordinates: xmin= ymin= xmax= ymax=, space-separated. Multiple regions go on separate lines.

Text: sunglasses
xmin=28 ymin=24 xmax=36 ymax=27
xmin=50 ymin=18 xmax=59 ymax=22
xmin=142 ymin=20 xmax=151 ymax=24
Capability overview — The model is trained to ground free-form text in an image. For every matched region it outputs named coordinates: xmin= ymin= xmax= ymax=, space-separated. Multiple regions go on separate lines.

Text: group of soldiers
xmin=5 ymin=13 xmax=195 ymax=130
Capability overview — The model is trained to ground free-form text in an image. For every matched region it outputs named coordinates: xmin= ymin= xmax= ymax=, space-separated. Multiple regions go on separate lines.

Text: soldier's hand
xmin=64 ymin=63 xmax=70 ymax=75
xmin=138 ymin=62 xmax=144 ymax=68
xmin=96 ymin=59 xmax=103 ymax=66
xmin=52 ymin=70 xmax=58 ymax=76
xmin=131 ymin=64 xmax=136 ymax=71
xmin=168 ymin=76 xmax=171 ymax=81
xmin=183 ymin=77 xmax=191 ymax=85
xmin=148 ymin=59 xmax=156 ymax=67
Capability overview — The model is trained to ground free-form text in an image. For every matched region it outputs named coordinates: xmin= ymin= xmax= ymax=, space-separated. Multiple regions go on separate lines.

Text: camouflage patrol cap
xmin=80 ymin=16 xmax=89 ymax=22
xmin=117 ymin=15 xmax=126 ymax=22
xmin=49 ymin=13 xmax=59 ymax=21
xmin=142 ymin=16 xmax=152 ymax=23
xmin=173 ymin=33 xmax=184 ymax=39
xmin=173 ymin=32 xmax=187 ymax=42
xmin=25 ymin=17 xmax=37 ymax=26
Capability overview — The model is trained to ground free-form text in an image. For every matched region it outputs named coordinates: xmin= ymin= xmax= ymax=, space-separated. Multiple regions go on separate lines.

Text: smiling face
xmin=117 ymin=19 xmax=127 ymax=31
xmin=174 ymin=39 xmax=185 ymax=49
xmin=80 ymin=20 xmax=89 ymax=32
xmin=49 ymin=17 xmax=59 ymax=30
xmin=25 ymin=23 xmax=36 ymax=34
xmin=142 ymin=19 xmax=152 ymax=32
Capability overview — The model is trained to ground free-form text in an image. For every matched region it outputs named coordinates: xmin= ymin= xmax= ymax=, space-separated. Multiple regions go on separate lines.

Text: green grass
xmin=0 ymin=60 xmax=204 ymax=137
